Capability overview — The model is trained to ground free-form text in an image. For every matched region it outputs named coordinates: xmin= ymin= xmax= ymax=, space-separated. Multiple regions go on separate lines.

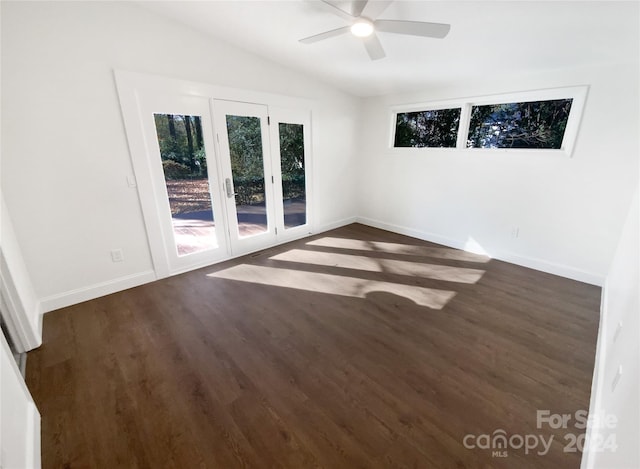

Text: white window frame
xmin=389 ymin=86 xmax=588 ymax=157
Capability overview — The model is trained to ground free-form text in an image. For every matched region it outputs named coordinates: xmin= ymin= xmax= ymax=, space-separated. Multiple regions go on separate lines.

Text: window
xmin=394 ymin=108 xmax=461 ymax=148
xmin=467 ymin=99 xmax=573 ymax=149
xmin=153 ymin=113 xmax=217 ymax=256
xmin=279 ymin=122 xmax=307 ymax=228
xmin=389 ymin=86 xmax=587 ymax=156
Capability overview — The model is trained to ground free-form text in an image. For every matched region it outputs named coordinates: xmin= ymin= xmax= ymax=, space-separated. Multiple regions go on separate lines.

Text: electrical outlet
xmin=511 ymin=227 xmax=520 ymax=239
xmin=111 ymin=249 xmax=124 ymax=263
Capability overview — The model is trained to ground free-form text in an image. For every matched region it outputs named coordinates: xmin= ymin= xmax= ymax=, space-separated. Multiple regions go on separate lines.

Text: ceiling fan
xmin=299 ymin=0 xmax=451 ymax=61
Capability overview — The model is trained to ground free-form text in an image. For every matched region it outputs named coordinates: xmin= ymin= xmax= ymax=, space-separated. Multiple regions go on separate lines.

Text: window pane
xmin=467 ymin=99 xmax=573 ymax=149
xmin=279 ymin=123 xmax=306 ymax=229
xmin=394 ymin=108 xmax=461 ymax=148
xmin=226 ymin=115 xmax=268 ymax=238
xmin=153 ymin=113 xmax=216 ymax=256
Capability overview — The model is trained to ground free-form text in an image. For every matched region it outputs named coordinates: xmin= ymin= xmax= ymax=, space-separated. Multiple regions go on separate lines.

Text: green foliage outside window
xmin=154 ymin=114 xmax=207 ymax=179
xmin=279 ymin=123 xmax=305 ymax=201
xmin=394 ymin=108 xmax=461 ymax=148
xmin=226 ymin=115 xmax=265 ymax=206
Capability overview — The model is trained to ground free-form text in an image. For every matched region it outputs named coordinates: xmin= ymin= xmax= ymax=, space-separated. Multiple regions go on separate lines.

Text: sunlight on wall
xmin=308 ymin=237 xmax=490 ymax=263
xmin=270 ymin=249 xmax=485 ymax=284
xmin=463 ymin=237 xmax=491 ymax=257
xmin=208 ymin=264 xmax=456 ymax=309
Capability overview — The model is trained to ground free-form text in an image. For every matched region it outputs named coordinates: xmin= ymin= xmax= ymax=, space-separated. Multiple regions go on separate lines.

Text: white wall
xmin=1 ymin=1 xmax=637 ymax=306
xmin=583 ymin=187 xmax=639 ymax=469
xmin=0 ymin=1 xmax=360 ymax=307
xmin=356 ymin=62 xmax=639 ymax=284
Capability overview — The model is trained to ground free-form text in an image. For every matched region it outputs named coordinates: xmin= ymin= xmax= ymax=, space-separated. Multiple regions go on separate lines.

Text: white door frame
xmin=115 ymin=70 xmax=315 ymax=279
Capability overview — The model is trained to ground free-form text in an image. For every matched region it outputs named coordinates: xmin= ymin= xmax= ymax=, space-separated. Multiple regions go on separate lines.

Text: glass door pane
xmin=226 ymin=115 xmax=268 ymax=238
xmin=278 ymin=122 xmax=306 ymax=229
xmin=213 ymin=100 xmax=277 ymax=255
xmin=153 ymin=113 xmax=217 ymax=256
xmin=269 ymin=108 xmax=311 ymax=240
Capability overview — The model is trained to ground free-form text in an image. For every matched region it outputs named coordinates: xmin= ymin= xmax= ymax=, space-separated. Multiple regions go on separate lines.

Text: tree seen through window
xmin=467 ymin=99 xmax=573 ymax=149
xmin=394 ymin=108 xmax=461 ymax=148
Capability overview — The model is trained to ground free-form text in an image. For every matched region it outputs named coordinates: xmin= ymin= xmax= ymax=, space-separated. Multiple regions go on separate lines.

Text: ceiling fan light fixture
xmin=350 ymin=19 xmax=374 ymax=38
xmin=299 ymin=0 xmax=451 ymax=61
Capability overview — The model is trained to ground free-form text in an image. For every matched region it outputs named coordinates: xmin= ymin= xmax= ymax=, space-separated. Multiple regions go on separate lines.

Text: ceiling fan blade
xmin=299 ymin=26 xmax=351 ymax=44
xmin=351 ymin=0 xmax=368 ymax=17
xmin=375 ymin=19 xmax=451 ymax=38
xmin=363 ymin=33 xmax=386 ymax=60
xmin=317 ymin=0 xmax=355 ymax=22
xmin=361 ymin=0 xmax=393 ymax=20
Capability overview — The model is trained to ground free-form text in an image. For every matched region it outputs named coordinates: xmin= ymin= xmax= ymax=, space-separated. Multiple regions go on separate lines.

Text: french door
xmin=269 ymin=107 xmax=312 ymax=243
xmin=213 ymin=100 xmax=277 ymax=254
xmin=140 ymin=94 xmax=228 ymax=275
xmin=136 ymin=93 xmax=311 ymax=277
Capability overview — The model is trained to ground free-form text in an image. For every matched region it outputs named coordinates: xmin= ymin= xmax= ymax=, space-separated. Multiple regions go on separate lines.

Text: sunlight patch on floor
xmin=270 ymin=249 xmax=485 ymax=284
xmin=208 ymin=264 xmax=456 ymax=309
xmin=307 ymin=237 xmax=490 ymax=263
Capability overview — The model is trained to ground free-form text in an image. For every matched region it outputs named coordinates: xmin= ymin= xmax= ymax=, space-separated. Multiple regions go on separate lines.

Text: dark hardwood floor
xmin=27 ymin=224 xmax=601 ymax=468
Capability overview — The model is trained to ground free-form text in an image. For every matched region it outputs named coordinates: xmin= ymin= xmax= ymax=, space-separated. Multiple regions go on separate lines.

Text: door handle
xmin=225 ymin=178 xmax=235 ymax=198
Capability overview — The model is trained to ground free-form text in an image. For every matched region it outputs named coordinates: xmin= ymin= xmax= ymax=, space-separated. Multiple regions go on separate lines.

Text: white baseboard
xmin=38 ymin=216 xmax=603 ymax=313
xmin=314 ymin=216 xmax=358 ymax=235
xmin=38 ymin=219 xmax=358 ymax=314
xmin=491 ymin=250 xmax=604 ymax=286
xmin=40 ymin=270 xmax=157 ymax=313
xmin=356 ymin=217 xmax=470 ymax=251
xmin=356 ymin=216 xmax=604 ymax=286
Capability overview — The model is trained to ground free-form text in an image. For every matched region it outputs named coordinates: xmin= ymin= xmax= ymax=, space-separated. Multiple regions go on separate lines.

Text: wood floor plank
xmin=27 ymin=223 xmax=600 ymax=468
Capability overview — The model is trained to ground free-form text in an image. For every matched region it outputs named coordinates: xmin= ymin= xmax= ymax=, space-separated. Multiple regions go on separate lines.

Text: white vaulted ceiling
xmin=139 ymin=1 xmax=637 ymax=96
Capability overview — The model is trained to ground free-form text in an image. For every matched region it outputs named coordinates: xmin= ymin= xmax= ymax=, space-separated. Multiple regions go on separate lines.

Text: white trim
xmin=456 ymin=103 xmax=472 ymax=149
xmin=268 ymin=107 xmax=314 ymax=242
xmin=114 ymin=70 xmax=315 ymax=114
xmin=0 ymin=274 xmax=41 ymax=352
xmin=388 ymin=85 xmax=589 ymax=157
xmin=136 ymin=93 xmax=232 ymax=276
xmin=493 ymin=250 xmax=603 ymax=286
xmin=211 ymin=100 xmax=278 ymax=256
xmin=580 ymin=281 xmax=609 ymax=469
xmin=39 ymin=219 xmax=356 ymax=313
xmin=39 ymin=213 xmax=600 ymax=314
xmin=114 ymin=75 xmax=170 ymax=277
xmin=26 ymin=402 xmax=41 ymax=469
xmin=357 ymin=216 xmax=468 ymax=251
xmin=38 ymin=213 xmax=602 ymax=313
xmin=0 ymin=249 xmax=42 ymax=351
xmin=391 ymin=98 xmax=467 ymax=114
xmin=356 ymin=216 xmax=604 ymax=286
xmin=313 ymin=216 xmax=358 ymax=234
xmin=315 ymin=216 xmax=358 ymax=235
xmin=0 ymin=332 xmax=41 ymax=469
xmin=165 ymin=231 xmax=312 ymax=278
xmin=40 ymin=270 xmax=157 ymax=313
